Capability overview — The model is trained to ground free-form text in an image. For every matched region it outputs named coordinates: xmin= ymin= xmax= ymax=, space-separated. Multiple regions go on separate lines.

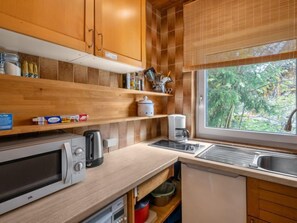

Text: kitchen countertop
xmin=0 ymin=143 xmax=179 ymax=223
xmin=148 ymin=138 xmax=297 ymax=188
xmin=1 ymin=138 xmax=297 ymax=222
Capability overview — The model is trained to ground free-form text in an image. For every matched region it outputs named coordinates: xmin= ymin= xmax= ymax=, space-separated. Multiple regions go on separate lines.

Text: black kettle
xmin=84 ymin=130 xmax=104 ymax=168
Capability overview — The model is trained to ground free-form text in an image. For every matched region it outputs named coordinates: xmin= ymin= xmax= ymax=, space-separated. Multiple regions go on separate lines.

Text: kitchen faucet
xmin=284 ymin=108 xmax=297 ymax=131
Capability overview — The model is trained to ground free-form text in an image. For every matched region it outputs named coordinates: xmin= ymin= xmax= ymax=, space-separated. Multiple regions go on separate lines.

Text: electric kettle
xmin=84 ymin=130 xmax=104 ymax=168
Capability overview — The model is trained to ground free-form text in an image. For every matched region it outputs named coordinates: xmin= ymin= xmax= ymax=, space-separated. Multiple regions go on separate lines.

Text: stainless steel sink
xmin=250 ymin=154 xmax=297 ymax=177
xmin=196 ymin=144 xmax=297 ymax=177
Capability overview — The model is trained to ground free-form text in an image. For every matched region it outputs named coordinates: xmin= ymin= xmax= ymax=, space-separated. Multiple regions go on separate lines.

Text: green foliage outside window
xmin=206 ymin=59 xmax=296 ymax=134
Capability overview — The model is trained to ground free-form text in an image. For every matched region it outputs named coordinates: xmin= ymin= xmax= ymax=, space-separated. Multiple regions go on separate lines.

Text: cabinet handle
xmin=97 ymin=33 xmax=103 ymax=52
xmin=87 ymin=29 xmax=94 ymax=48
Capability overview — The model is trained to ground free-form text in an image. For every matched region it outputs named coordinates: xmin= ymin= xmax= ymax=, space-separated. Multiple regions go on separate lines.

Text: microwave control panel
xmin=71 ymin=137 xmax=86 ymax=184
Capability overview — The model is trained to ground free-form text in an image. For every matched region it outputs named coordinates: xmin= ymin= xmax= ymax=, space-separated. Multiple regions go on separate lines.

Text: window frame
xmin=196 ymin=69 xmax=297 ymax=149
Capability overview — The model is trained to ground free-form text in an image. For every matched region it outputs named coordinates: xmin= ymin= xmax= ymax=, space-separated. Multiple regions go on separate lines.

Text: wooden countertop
xmin=0 ymin=144 xmax=178 ymax=223
xmin=1 ymin=138 xmax=297 ymax=222
xmin=146 ymin=138 xmax=297 ymax=188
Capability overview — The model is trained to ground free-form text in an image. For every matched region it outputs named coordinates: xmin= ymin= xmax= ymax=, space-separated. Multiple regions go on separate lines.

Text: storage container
xmin=138 ymin=96 xmax=154 ymax=117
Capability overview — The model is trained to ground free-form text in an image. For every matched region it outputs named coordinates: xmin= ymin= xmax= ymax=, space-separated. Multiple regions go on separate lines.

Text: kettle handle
xmin=85 ymin=133 xmax=94 ymax=163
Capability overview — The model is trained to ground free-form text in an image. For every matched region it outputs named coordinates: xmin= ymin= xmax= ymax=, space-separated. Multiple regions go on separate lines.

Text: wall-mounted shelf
xmin=0 ymin=115 xmax=168 ymax=136
xmin=0 ymin=75 xmax=172 ymax=97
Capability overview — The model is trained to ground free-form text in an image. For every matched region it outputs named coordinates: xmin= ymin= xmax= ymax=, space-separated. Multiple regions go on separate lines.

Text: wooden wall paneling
xmin=87 ymin=67 xmax=100 ymax=85
xmin=39 ymin=57 xmax=58 ymax=80
xmin=73 ymin=64 xmax=88 ymax=84
xmin=151 ymin=118 xmax=158 ymax=138
xmin=58 ymin=61 xmax=74 ymax=82
xmin=108 ymin=123 xmax=120 ymax=151
xmin=99 ymin=70 xmax=110 ymax=87
xmin=183 ymin=72 xmax=195 ymax=136
xmin=146 ymin=119 xmax=152 ymax=139
xmin=127 ymin=121 xmax=135 ymax=146
xmin=119 ymin=122 xmax=128 ymax=148
xmin=160 ymin=117 xmax=168 ymax=136
xmin=134 ymin=120 xmax=141 ymax=143
xmin=157 ymin=3 xmax=197 ymax=137
xmin=140 ymin=120 xmax=147 ymax=141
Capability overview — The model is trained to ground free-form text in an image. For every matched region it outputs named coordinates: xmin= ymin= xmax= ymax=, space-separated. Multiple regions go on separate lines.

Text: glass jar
xmin=3 ymin=53 xmax=21 ymax=76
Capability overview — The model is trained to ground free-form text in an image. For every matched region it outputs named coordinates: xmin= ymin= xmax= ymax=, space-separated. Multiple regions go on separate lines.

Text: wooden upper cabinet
xmin=0 ymin=0 xmax=94 ymax=53
xmin=94 ymin=0 xmax=146 ymax=67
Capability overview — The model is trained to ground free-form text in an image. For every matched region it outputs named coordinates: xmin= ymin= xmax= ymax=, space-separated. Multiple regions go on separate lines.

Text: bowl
xmin=151 ymin=181 xmax=176 ymax=207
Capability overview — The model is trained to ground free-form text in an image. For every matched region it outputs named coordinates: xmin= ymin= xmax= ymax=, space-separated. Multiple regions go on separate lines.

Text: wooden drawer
xmin=247 ymin=178 xmax=297 ymax=223
xmin=136 ymin=165 xmax=174 ymax=202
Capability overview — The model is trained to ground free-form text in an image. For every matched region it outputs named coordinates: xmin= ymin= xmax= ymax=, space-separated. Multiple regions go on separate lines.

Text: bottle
xmin=28 ymin=63 xmax=34 ymax=78
xmin=22 ymin=60 xmax=29 ymax=77
xmin=33 ymin=63 xmax=39 ymax=78
xmin=135 ymin=73 xmax=141 ymax=90
xmin=130 ymin=72 xmax=135 ymax=90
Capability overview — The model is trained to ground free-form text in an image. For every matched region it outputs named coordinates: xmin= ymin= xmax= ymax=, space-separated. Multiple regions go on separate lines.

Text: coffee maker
xmin=168 ymin=114 xmax=190 ymax=141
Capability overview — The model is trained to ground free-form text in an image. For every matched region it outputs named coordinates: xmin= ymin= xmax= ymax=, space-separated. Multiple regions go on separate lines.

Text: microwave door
xmin=0 ymin=140 xmax=72 ymax=214
xmin=62 ymin=142 xmax=73 ymax=184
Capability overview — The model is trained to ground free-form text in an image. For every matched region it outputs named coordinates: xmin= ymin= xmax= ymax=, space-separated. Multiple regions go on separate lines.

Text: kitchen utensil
xmin=151 ymin=181 xmax=176 ymax=207
xmin=138 ymin=96 xmax=154 ymax=117
xmin=168 ymin=114 xmax=189 ymax=141
xmin=144 ymin=67 xmax=156 ymax=82
xmin=84 ymin=130 xmax=104 ymax=168
xmin=135 ymin=198 xmax=150 ymax=223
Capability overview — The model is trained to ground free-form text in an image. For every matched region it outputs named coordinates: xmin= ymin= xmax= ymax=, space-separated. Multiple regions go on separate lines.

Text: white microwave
xmin=0 ymin=133 xmax=86 ymax=215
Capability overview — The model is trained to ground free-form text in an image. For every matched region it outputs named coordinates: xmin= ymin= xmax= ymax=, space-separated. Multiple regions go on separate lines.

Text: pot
xmin=138 ymin=96 xmax=154 ymax=117
xmin=135 ymin=199 xmax=150 ymax=223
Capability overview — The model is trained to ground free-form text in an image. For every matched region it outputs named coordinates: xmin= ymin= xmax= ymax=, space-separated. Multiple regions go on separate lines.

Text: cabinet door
xmin=95 ymin=0 xmax=146 ymax=67
xmin=0 ymin=0 xmax=94 ymax=53
xmin=182 ymin=164 xmax=247 ymax=223
xmin=247 ymin=178 xmax=297 ymax=223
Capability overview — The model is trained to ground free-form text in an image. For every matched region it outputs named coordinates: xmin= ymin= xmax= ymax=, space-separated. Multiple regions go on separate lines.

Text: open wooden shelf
xmin=0 ymin=75 xmax=173 ymax=97
xmin=0 ymin=115 xmax=168 ymax=136
xmin=150 ymin=181 xmax=181 ymax=223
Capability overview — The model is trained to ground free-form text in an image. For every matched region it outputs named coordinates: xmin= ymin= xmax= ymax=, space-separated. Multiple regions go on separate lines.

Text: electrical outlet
xmin=103 ymin=138 xmax=118 ymax=148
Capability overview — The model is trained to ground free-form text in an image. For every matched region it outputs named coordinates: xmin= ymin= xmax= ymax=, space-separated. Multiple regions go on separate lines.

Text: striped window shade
xmin=183 ymin=0 xmax=297 ymax=71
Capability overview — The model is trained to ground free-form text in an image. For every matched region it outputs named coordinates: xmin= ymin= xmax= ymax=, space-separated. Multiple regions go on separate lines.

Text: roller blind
xmin=184 ymin=0 xmax=297 ymax=71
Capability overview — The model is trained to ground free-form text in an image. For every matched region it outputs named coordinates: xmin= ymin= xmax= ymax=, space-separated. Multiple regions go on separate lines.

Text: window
xmin=197 ymin=59 xmax=297 ymax=147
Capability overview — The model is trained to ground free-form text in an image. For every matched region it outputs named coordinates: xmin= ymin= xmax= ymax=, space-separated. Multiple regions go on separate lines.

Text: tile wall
xmin=147 ymin=2 xmax=195 ymax=136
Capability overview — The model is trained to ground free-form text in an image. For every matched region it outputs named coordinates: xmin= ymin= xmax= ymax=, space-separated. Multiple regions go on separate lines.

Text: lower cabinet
xmin=182 ymin=163 xmax=247 ymax=223
xmin=247 ymin=177 xmax=297 ymax=223
xmin=127 ymin=165 xmax=181 ymax=223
